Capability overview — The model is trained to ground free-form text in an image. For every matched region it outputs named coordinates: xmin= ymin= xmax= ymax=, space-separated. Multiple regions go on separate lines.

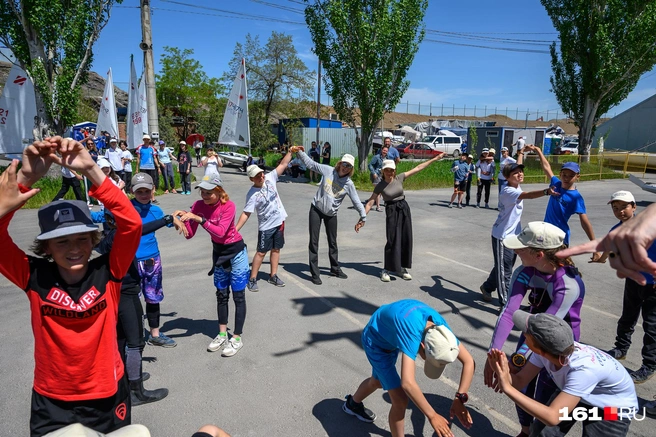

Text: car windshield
xmin=422 ymin=136 xmax=436 ymax=142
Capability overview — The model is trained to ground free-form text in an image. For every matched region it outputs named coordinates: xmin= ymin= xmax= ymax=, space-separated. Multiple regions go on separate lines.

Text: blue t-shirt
xmin=544 ymin=176 xmax=586 ymax=245
xmin=157 ymin=147 xmax=172 ymax=164
xmin=610 ymin=221 xmax=656 ymax=284
xmin=386 ymin=147 xmax=400 ymax=161
xmin=132 ymin=199 xmax=164 ymax=260
xmin=452 ymin=160 xmax=470 ymax=182
xmin=139 ymin=146 xmax=156 ymax=170
xmin=364 ymin=299 xmax=457 ymax=359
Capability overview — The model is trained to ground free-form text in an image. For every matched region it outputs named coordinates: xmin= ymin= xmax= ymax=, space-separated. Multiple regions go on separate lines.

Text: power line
xmin=424 ymin=38 xmax=550 ymax=54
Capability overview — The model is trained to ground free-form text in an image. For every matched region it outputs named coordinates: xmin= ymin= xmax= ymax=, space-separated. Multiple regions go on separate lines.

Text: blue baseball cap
xmin=561 ymin=162 xmax=580 ymax=173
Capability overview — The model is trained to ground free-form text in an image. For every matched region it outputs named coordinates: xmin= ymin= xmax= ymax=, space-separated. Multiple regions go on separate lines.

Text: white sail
xmin=127 ymin=58 xmax=145 ymax=149
xmin=0 ymin=63 xmax=37 ymax=155
xmin=138 ymin=75 xmax=149 ymax=136
xmin=219 ymin=58 xmax=250 ymax=153
xmin=96 ymin=68 xmax=118 ymax=139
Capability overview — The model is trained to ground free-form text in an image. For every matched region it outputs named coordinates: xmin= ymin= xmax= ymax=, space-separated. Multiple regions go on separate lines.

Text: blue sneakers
xmin=148 ymin=333 xmax=177 ymax=348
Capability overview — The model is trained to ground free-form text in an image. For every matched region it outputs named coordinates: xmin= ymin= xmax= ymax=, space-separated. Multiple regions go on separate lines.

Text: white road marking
xmin=426 ymin=252 xmax=619 ymax=320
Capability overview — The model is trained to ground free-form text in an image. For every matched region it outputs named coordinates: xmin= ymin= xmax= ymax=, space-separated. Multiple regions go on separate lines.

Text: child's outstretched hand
xmin=0 ymin=160 xmax=40 ymax=218
xmin=487 ymin=349 xmax=512 ymax=392
xmin=428 ymin=413 xmax=454 ymax=437
xmin=173 ymin=216 xmax=188 ymax=237
xmin=354 ymin=220 xmax=365 ymax=233
xmin=449 ymin=398 xmax=472 ymax=429
xmin=19 ymin=140 xmax=59 ymax=186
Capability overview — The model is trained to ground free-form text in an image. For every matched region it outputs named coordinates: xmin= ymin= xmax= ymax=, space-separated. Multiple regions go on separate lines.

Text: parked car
xmin=397 ymin=143 xmax=444 ymax=160
xmin=415 ymin=135 xmax=463 ymax=157
xmin=555 ymin=141 xmax=579 ymax=155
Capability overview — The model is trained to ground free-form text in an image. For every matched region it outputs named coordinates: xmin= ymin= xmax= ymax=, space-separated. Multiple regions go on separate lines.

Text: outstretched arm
xmin=235 ymin=211 xmax=251 ymax=232
xmin=449 ymin=345 xmax=474 ymax=429
xmin=526 ymin=145 xmax=554 ymax=179
xmin=403 ymin=154 xmax=443 ymax=179
xmin=579 ymin=214 xmax=601 ymax=261
xmin=276 ymin=148 xmax=294 ymax=176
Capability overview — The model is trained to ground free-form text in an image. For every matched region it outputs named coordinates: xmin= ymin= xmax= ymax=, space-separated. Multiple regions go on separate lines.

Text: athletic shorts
xmin=214 ymin=247 xmax=250 ymax=292
xmin=361 ymin=327 xmax=401 ymax=391
xmin=137 ymin=255 xmax=164 ymax=304
xmin=454 ymin=180 xmax=467 ymax=192
xmin=257 ymin=222 xmax=285 ymax=253
xmin=31 ymin=375 xmax=131 ymax=437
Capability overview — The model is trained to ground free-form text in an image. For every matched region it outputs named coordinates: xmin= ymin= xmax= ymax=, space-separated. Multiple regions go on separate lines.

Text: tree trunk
xmin=579 ymin=97 xmax=599 ymax=163
xmin=357 ymin=128 xmax=372 ymax=171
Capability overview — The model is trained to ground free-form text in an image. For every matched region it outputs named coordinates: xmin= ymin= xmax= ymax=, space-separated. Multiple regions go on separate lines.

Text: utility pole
xmin=140 ymin=0 xmax=159 ymax=137
xmin=316 ymin=59 xmax=321 ymax=147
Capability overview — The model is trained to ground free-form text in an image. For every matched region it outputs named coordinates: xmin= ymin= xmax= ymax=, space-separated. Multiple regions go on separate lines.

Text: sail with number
xmin=138 ymin=75 xmax=149 ymax=135
xmin=218 ymin=58 xmax=250 ymax=154
xmin=127 ymin=57 xmax=146 ymax=149
xmin=0 ymin=63 xmax=37 ymax=155
xmin=96 ymin=68 xmax=118 ymax=139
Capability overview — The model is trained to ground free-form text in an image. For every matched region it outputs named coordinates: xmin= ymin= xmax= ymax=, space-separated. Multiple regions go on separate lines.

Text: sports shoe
xmin=630 ymin=365 xmax=655 ymax=384
xmin=342 ymin=394 xmax=376 ymax=423
xmin=208 ymin=333 xmax=228 ymax=352
xmin=457 ymin=204 xmax=463 ymax=209
xmin=221 ymin=337 xmax=243 ymax=357
xmin=646 ymin=396 xmax=656 ymax=418
xmin=268 ymin=274 xmax=285 ymax=287
xmin=311 ymin=276 xmax=322 ymax=285
xmin=606 ymin=348 xmax=627 ymax=360
xmin=448 ymin=203 xmax=453 ymax=208
xmin=476 ymin=203 xmax=480 ymax=208
xmin=148 ymin=333 xmax=176 ymax=348
xmin=247 ymin=278 xmax=259 ymax=292
xmin=485 ymin=203 xmax=490 ymax=209
xmin=479 ymin=285 xmax=493 ymax=302
xmin=381 ymin=270 xmax=391 ymax=282
xmin=331 ymin=269 xmax=348 ymax=279
xmin=185 ymin=191 xmax=191 ymax=195
xmin=400 ymin=269 xmax=412 ymax=280
xmin=152 ymin=199 xmax=160 ymax=205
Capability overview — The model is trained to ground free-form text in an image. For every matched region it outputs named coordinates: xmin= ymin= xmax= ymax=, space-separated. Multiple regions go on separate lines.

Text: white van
xmin=415 ymin=133 xmax=463 ymax=157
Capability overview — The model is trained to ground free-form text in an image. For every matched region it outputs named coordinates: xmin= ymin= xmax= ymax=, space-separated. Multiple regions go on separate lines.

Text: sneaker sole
xmin=148 ymin=341 xmax=177 ymax=348
xmin=207 ymin=342 xmax=227 ymax=352
xmin=632 ymin=373 xmax=655 ymax=384
xmin=248 ymin=287 xmax=259 ymax=292
xmin=479 ymin=285 xmax=493 ymax=302
xmin=342 ymin=402 xmax=375 ymax=423
xmin=221 ymin=348 xmax=242 ymax=357
xmin=268 ymin=281 xmax=286 ymax=287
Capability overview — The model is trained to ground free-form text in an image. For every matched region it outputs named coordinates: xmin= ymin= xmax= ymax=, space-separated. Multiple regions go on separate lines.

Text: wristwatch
xmin=455 ymin=392 xmax=469 ymax=404
xmin=163 ymin=215 xmax=173 ymax=226
xmin=543 ymin=188 xmax=549 ymax=196
xmin=200 ymin=217 xmax=207 ymax=225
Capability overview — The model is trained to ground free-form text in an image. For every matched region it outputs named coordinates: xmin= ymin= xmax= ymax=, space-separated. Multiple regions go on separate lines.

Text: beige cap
xmin=423 ymin=325 xmax=460 ymax=379
xmin=503 ymin=221 xmax=566 ymax=250
xmin=340 ymin=154 xmax=355 ymax=167
xmin=488 ymin=148 xmax=496 ymax=154
xmin=382 ymin=159 xmax=396 ymax=170
xmin=179 ymin=141 xmax=187 ymax=145
xmin=97 ymin=158 xmax=111 ymax=169
xmin=43 ymin=423 xmax=151 ymax=437
xmin=196 ymin=172 xmax=223 ymax=190
xmin=142 ymin=134 xmax=150 ymax=140
xmin=247 ymin=164 xmax=264 ymax=178
xmin=608 ymin=190 xmax=635 ymax=204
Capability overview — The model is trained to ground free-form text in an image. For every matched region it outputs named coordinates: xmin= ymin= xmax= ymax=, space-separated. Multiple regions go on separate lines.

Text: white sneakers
xmin=380 ymin=269 xmax=412 ymax=282
xmin=207 ymin=334 xmax=243 ymax=357
xmin=207 ymin=334 xmax=228 ymax=352
xmin=221 ymin=337 xmax=243 ymax=357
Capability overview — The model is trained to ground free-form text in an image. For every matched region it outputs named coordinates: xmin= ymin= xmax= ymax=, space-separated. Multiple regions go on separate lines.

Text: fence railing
xmin=519 ymin=152 xmax=654 ymax=183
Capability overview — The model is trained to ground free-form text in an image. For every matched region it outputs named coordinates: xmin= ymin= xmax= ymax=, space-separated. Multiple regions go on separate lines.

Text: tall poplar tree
xmin=305 ymin=0 xmax=427 ymax=169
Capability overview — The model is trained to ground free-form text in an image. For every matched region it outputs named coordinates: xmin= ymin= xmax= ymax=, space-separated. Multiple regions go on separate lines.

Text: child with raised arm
xmin=343 ymin=299 xmax=474 ymax=437
xmin=235 ymin=149 xmax=293 ymax=291
xmin=0 ymin=137 xmax=141 ymax=436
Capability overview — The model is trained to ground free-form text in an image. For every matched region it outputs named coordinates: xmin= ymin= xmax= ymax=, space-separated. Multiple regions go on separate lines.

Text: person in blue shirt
xmin=590 ymin=190 xmax=656 ymax=384
xmin=448 ymin=153 xmax=471 ymax=208
xmin=526 ymin=144 xmax=600 ymax=259
xmin=461 ymin=141 xmax=468 ymax=155
xmin=382 ymin=137 xmax=400 ymax=163
xmin=368 ymin=146 xmax=389 ymax=212
xmin=342 ymin=299 xmax=474 ymax=437
xmin=130 ymin=172 xmax=181 ymax=348
xmin=136 ymin=136 xmax=161 ymax=204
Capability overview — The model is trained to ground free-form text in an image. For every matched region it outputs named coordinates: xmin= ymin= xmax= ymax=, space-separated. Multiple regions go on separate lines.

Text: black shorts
xmin=142 ymin=169 xmax=158 ymax=189
xmin=454 ymin=180 xmax=467 ymax=192
xmin=256 ymin=222 xmax=285 ymax=253
xmin=30 ymin=375 xmax=131 ymax=437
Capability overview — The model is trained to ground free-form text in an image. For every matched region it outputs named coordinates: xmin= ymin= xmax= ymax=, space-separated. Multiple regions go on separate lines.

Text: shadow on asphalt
xmin=313 ymin=398 xmax=390 ymax=437
xmin=290 ymin=291 xmax=380 ymax=317
xmin=281 ymin=261 xmax=382 ymax=281
xmin=159 ymin=317 xmax=218 ymax=340
xmin=381 ymin=392 xmax=510 ymax=437
xmin=421 ymin=275 xmax=501 ymax=318
xmin=273 ymin=329 xmax=364 ymax=358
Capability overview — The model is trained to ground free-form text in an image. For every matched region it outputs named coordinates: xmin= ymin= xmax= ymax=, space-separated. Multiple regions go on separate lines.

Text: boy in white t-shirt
xmin=235 ymin=149 xmax=294 ymax=291
xmin=488 ymin=311 xmax=637 ymax=437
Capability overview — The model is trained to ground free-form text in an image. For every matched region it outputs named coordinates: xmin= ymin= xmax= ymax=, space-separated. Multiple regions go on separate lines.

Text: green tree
xmin=156 ymin=46 xmax=226 ymax=139
xmin=0 ymin=0 xmax=121 ymax=135
xmin=225 ymin=31 xmax=315 ymax=146
xmin=305 ymin=0 xmax=427 ymax=170
xmin=541 ymin=0 xmax=656 ymax=156
xmin=196 ymin=97 xmax=227 ymax=145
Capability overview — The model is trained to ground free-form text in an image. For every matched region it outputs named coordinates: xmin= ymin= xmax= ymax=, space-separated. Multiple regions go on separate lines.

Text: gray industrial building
xmin=594 ymin=92 xmax=656 ymax=152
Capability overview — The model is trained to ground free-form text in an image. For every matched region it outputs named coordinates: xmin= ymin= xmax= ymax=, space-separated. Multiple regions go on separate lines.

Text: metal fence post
xmin=441 ymin=104 xmax=443 ymax=116
xmin=516 ymin=108 xmax=519 ymax=119
xmin=407 ymin=101 xmax=409 ymax=113
xmin=474 ymin=105 xmax=477 ymax=117
xmin=452 ymin=104 xmax=455 ymax=116
xmin=419 ymin=102 xmax=421 ymax=115
xmin=644 ymin=155 xmax=649 ymax=178
xmin=429 ymin=103 xmax=432 ymax=116
xmin=555 ymin=110 xmax=559 ymax=121
xmin=464 ymin=104 xmax=467 ymax=117
xmin=485 ymin=105 xmax=487 ymax=116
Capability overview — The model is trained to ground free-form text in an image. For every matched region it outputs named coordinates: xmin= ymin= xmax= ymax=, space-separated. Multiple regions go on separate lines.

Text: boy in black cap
xmin=0 ymin=137 xmax=142 ymax=436
xmin=488 ymin=311 xmax=638 ymax=437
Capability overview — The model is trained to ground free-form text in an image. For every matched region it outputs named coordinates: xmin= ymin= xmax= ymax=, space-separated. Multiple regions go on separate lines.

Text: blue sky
xmin=88 ymin=0 xmax=656 ymax=120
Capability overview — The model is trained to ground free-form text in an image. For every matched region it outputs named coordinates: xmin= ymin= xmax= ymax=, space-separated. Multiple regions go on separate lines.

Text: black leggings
xmin=117 ymin=292 xmax=146 ymax=381
xmin=145 ymin=302 xmax=160 ymax=330
xmin=477 ymin=179 xmax=492 ymax=204
xmin=216 ymin=289 xmax=246 ymax=335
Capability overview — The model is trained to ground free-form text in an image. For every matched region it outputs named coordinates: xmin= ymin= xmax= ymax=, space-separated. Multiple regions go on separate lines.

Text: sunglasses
xmin=340 ymin=162 xmax=353 ymax=169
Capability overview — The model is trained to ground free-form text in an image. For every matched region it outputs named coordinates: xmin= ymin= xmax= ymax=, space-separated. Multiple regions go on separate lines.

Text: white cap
xmin=382 ymin=159 xmax=396 ymax=170
xmin=482 ymin=148 xmax=489 ymax=153
xmin=97 ymin=158 xmax=111 ymax=169
xmin=608 ymin=190 xmax=635 ymax=204
xmin=247 ymin=164 xmax=264 ymax=178
xmin=488 ymin=148 xmax=496 ymax=154
xmin=109 ymin=138 xmax=117 ymax=143
xmin=142 ymin=134 xmax=150 ymax=140
xmin=179 ymin=141 xmax=187 ymax=145
xmin=340 ymin=154 xmax=355 ymax=167
xmin=501 ymin=147 xmax=508 ymax=152
xmin=503 ymin=221 xmax=566 ymax=250
xmin=423 ymin=325 xmax=460 ymax=379
xmin=42 ymin=423 xmax=151 ymax=437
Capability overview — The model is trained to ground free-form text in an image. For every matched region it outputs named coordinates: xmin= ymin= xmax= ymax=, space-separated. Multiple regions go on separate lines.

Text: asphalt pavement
xmin=0 ymin=164 xmax=654 ymax=436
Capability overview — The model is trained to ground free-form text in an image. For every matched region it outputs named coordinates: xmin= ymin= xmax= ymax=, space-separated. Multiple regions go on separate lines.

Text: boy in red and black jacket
xmin=0 ymin=137 xmax=141 ymax=436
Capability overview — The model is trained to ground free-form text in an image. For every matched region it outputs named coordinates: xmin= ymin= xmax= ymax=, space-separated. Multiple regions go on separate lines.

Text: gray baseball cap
xmin=196 ymin=172 xmax=223 ymax=190
xmin=36 ymin=200 xmax=99 ymax=240
xmin=131 ymin=172 xmax=154 ymax=191
xmin=512 ymin=310 xmax=574 ymax=356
